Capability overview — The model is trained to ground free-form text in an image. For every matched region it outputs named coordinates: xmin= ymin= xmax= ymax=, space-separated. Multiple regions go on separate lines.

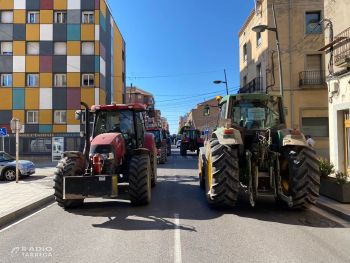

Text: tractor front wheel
xmin=278 ymin=146 xmax=321 ymax=209
xmin=205 ymin=139 xmax=239 ymax=208
xmin=160 ymin=147 xmax=166 ymax=164
xmin=180 ymin=143 xmax=187 ymax=156
xmin=53 ymin=157 xmax=85 ymax=208
xmin=129 ymin=155 xmax=151 ymax=205
xmin=151 ymin=145 xmax=157 ymax=187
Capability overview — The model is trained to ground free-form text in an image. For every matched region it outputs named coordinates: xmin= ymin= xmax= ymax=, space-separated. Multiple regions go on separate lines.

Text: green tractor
xmin=199 ymin=94 xmax=320 ymax=209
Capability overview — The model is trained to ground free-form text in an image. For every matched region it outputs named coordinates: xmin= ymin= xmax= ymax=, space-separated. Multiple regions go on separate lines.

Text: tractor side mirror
xmin=284 ymin=107 xmax=288 ymax=116
xmin=75 ymin=110 xmax=82 ymax=120
xmin=148 ymin=108 xmax=155 ymax=118
xmin=203 ymin=106 xmax=210 ymax=116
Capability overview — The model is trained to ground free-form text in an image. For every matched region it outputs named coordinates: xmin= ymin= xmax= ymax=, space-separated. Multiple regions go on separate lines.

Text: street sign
xmin=204 ymin=127 xmax=210 ymax=135
xmin=0 ymin=128 xmax=7 ymax=136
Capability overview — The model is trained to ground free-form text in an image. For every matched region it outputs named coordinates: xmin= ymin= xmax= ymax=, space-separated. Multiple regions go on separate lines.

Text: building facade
xmin=320 ymin=0 xmax=350 ymax=175
xmin=0 ymin=0 xmax=126 ymax=162
xmin=238 ymin=0 xmax=329 ymax=158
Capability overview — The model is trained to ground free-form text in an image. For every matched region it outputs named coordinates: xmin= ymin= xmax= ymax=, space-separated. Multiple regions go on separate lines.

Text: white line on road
xmin=0 ymin=202 xmax=55 ymax=233
xmin=174 ymin=213 xmax=182 ymax=263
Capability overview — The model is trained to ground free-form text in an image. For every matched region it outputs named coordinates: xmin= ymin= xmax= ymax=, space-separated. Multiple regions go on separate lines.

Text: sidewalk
xmin=316 ymin=195 xmax=350 ymax=222
xmin=0 ymin=181 xmax=54 ymax=227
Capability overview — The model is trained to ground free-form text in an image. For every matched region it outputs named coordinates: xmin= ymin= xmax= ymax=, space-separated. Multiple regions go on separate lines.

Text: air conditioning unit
xmin=330 ymin=82 xmax=339 ymax=93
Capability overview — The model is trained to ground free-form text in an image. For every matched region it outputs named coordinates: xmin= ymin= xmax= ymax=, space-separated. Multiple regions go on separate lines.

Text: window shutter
xmin=82 ymin=42 xmax=94 ymax=55
xmin=27 ymin=42 xmax=40 ymax=55
xmin=1 ymin=42 xmax=12 ymax=53
xmin=306 ymin=55 xmax=321 ymax=71
xmin=1 ymin=11 xmax=13 ymax=23
xmin=54 ymin=42 xmax=67 ymax=55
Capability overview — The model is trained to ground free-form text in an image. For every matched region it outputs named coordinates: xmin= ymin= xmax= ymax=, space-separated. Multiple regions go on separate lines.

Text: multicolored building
xmin=0 ymin=0 xmax=126 ymax=162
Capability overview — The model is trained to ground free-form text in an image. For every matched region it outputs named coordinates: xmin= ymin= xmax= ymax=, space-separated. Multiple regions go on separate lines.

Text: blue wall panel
xmin=13 ymin=88 xmax=25 ymax=110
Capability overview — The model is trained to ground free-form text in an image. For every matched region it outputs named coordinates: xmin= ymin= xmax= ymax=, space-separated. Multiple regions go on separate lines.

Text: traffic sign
xmin=0 ymin=128 xmax=7 ymax=136
xmin=204 ymin=127 xmax=210 ymax=135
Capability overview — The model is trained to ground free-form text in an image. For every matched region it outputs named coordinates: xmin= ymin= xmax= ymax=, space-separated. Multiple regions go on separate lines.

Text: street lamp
xmin=252 ymin=4 xmax=283 ymax=96
xmin=213 ymin=69 xmax=229 ymax=95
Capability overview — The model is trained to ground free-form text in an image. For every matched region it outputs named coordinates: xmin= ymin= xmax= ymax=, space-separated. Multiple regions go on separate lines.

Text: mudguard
xmin=212 ymin=127 xmax=243 ymax=146
xmin=132 ymin=148 xmax=151 ymax=156
xmin=277 ymin=129 xmax=309 ymax=150
xmin=144 ymin=133 xmax=155 ymax=153
xmin=62 ymin=151 xmax=87 ymax=172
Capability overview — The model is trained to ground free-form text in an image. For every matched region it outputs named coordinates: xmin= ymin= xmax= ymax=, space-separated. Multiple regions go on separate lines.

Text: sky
xmin=110 ymin=0 xmax=255 ymax=134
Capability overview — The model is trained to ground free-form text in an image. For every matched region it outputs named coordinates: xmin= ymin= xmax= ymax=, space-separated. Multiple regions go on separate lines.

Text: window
xmin=54 ymin=42 xmax=67 ymax=55
xmin=1 ymin=42 xmax=12 ymax=55
xmin=82 ymin=42 xmax=94 ymax=55
xmin=27 ymin=42 xmax=39 ymax=55
xmin=27 ymin=111 xmax=39 ymax=124
xmin=28 ymin=138 xmax=51 ymax=153
xmin=82 ymin=11 xmax=94 ymax=24
xmin=220 ymin=103 xmax=227 ymax=119
xmin=54 ymin=74 xmax=67 ymax=87
xmin=28 ymin=11 xmax=40 ymax=23
xmin=122 ymin=50 xmax=125 ymax=61
xmin=302 ymin=117 xmax=329 ymax=137
xmin=243 ymin=44 xmax=247 ymax=61
xmin=54 ymin=110 xmax=67 ymax=124
xmin=138 ymin=95 xmax=142 ymax=99
xmin=82 ymin=74 xmax=94 ymax=86
xmin=243 ymin=76 xmax=247 ymax=86
xmin=305 ymin=11 xmax=322 ymax=34
xmin=306 ymin=54 xmax=322 ymax=71
xmin=1 ymin=11 xmax=13 ymax=23
xmin=54 ymin=12 xmax=67 ymax=24
xmin=257 ymin=32 xmax=261 ymax=46
xmin=1 ymin=74 xmax=12 ymax=86
xmin=27 ymin=74 xmax=39 ymax=87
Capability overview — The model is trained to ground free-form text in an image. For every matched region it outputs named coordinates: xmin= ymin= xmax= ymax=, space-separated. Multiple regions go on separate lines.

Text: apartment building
xmin=318 ymin=0 xmax=350 ymax=174
xmin=0 ymin=0 xmax=126 ymax=162
xmin=238 ymin=0 xmax=329 ymax=158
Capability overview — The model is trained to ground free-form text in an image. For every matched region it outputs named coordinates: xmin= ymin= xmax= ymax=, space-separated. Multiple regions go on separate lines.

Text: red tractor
xmin=146 ymin=128 xmax=167 ymax=164
xmin=53 ymin=102 xmax=157 ymax=208
xmin=180 ymin=129 xmax=204 ymax=156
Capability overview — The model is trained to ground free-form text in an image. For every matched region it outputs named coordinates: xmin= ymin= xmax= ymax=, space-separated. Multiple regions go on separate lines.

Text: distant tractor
xmin=147 ymin=127 xmax=167 ymax=164
xmin=199 ymin=94 xmax=321 ymax=209
xmin=53 ymin=102 xmax=157 ymax=208
xmin=180 ymin=128 xmax=204 ymax=156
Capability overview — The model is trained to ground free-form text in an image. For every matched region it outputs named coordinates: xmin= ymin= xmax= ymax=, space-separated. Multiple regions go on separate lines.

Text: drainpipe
xmin=289 ymin=0 xmax=294 ymax=129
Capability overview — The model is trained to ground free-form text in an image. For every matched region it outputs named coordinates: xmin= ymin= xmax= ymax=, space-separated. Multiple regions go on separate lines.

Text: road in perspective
xmin=0 ymin=146 xmax=349 ymax=262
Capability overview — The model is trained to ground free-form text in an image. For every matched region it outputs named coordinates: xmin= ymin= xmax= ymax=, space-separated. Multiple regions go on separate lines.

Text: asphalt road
xmin=1 ymin=146 xmax=350 ymax=262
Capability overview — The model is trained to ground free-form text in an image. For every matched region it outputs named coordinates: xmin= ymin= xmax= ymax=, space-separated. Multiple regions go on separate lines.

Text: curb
xmin=0 ymin=195 xmax=55 ymax=228
xmin=315 ymin=201 xmax=350 ymax=222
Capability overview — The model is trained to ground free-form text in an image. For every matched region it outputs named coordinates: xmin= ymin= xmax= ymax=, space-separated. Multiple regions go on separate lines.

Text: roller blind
xmin=306 ymin=54 xmax=321 ymax=70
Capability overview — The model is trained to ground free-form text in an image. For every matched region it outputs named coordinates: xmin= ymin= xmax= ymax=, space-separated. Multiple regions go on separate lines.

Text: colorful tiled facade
xmin=0 ymin=0 xmax=126 ymax=160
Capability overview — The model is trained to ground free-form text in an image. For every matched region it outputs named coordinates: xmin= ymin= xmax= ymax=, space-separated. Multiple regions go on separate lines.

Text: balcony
xmin=334 ymin=27 xmax=350 ymax=67
xmin=238 ymin=77 xmax=264 ymax=94
xmin=299 ymin=70 xmax=326 ymax=87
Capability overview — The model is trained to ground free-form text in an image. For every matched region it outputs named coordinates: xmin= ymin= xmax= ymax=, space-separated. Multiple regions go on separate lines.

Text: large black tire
xmin=205 ymin=139 xmax=239 ymax=208
xmin=151 ymin=145 xmax=157 ymax=187
xmin=160 ymin=147 xmax=166 ymax=164
xmin=129 ymin=155 xmax=151 ymax=205
xmin=278 ymin=146 xmax=321 ymax=209
xmin=53 ymin=157 xmax=84 ymax=208
xmin=180 ymin=143 xmax=187 ymax=156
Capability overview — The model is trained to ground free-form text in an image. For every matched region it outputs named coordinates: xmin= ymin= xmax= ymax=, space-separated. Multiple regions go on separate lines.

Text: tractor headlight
xmin=101 ymin=153 xmax=115 ymax=160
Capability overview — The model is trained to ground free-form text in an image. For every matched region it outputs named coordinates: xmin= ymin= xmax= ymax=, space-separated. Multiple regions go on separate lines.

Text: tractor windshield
xmin=147 ymin=130 xmax=161 ymax=147
xmin=184 ymin=130 xmax=200 ymax=140
xmin=230 ymin=99 xmax=281 ymax=130
xmin=94 ymin=110 xmax=137 ymax=149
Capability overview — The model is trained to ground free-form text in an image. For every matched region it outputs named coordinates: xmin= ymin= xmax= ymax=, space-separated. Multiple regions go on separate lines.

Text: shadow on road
xmin=66 ymin=175 xmax=344 ymax=231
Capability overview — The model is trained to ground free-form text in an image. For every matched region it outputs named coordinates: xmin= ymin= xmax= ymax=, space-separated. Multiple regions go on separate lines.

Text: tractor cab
xmin=146 ymin=127 xmax=168 ymax=164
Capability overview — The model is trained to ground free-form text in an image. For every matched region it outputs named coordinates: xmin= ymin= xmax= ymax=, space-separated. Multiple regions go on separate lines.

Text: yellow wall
xmin=40 ymin=10 xmax=53 ymax=24
xmin=13 ymin=41 xmax=26 ymax=55
xmin=81 ymin=24 xmax=94 ymax=41
xmin=67 ymin=73 xmax=80 ymax=87
xmin=0 ymin=0 xmax=13 ymax=9
xmin=54 ymin=0 xmax=67 ymax=10
xmin=39 ymin=110 xmax=52 ymax=124
xmin=100 ymin=0 xmax=106 ymax=18
xmin=26 ymin=24 xmax=40 ymax=41
xmin=67 ymin=110 xmax=80 ymax=125
xmin=67 ymin=41 xmax=81 ymax=56
xmin=81 ymin=88 xmax=95 ymax=109
xmin=26 ymin=56 xmax=40 ymax=72
xmin=40 ymin=73 xmax=52 ymax=87
xmin=113 ymin=23 xmax=123 ymax=104
xmin=53 ymin=125 xmax=67 ymax=133
xmin=95 ymin=41 xmax=100 ymax=55
xmin=95 ymin=10 xmax=100 ymax=24
xmin=14 ymin=10 xmax=26 ymax=24
xmin=13 ymin=73 xmax=25 ymax=87
xmin=0 ymin=88 xmax=12 ymax=110
xmin=25 ymin=88 xmax=39 ymax=109
xmin=13 ymin=110 xmax=25 ymax=123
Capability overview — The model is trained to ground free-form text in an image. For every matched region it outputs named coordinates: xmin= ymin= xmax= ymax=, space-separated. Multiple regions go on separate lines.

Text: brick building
xmin=0 ymin=0 xmax=125 ymax=162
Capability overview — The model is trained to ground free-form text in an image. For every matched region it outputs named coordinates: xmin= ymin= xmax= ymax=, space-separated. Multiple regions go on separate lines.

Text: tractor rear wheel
xmin=151 ymin=145 xmax=157 ymax=187
xmin=198 ymin=151 xmax=205 ymax=189
xmin=278 ymin=146 xmax=321 ymax=209
xmin=129 ymin=155 xmax=151 ymax=205
xmin=53 ymin=157 xmax=85 ymax=208
xmin=205 ymin=139 xmax=239 ymax=208
xmin=160 ymin=147 xmax=166 ymax=164
xmin=180 ymin=143 xmax=187 ymax=156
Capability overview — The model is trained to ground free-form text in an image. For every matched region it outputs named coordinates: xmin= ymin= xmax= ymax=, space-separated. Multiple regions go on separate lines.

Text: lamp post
xmin=252 ymin=4 xmax=283 ymax=97
xmin=213 ymin=69 xmax=229 ymax=95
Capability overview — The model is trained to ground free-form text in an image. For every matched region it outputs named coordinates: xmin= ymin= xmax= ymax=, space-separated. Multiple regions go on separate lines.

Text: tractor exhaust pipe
xmin=81 ymin=102 xmax=90 ymax=160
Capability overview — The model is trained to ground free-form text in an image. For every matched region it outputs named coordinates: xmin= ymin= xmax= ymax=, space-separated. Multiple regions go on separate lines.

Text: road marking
xmin=0 ymin=202 xmax=55 ymax=233
xmin=174 ymin=213 xmax=182 ymax=263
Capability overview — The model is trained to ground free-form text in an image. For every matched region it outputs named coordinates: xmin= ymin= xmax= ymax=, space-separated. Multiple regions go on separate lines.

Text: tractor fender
xmin=144 ymin=133 xmax=155 ymax=153
xmin=62 ymin=151 xmax=87 ymax=172
xmin=213 ymin=127 xmax=243 ymax=146
xmin=277 ymin=129 xmax=309 ymax=151
xmin=197 ymin=138 xmax=204 ymax=144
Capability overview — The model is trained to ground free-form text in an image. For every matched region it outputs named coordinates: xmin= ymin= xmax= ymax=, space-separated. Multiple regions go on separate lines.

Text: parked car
xmin=177 ymin=140 xmax=182 ymax=148
xmin=0 ymin=151 xmax=35 ymax=181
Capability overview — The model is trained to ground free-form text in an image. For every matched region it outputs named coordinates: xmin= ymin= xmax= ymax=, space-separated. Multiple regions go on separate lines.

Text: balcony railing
xmin=299 ymin=70 xmax=326 ymax=86
xmin=334 ymin=27 xmax=350 ymax=64
xmin=238 ymin=77 xmax=263 ymax=94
